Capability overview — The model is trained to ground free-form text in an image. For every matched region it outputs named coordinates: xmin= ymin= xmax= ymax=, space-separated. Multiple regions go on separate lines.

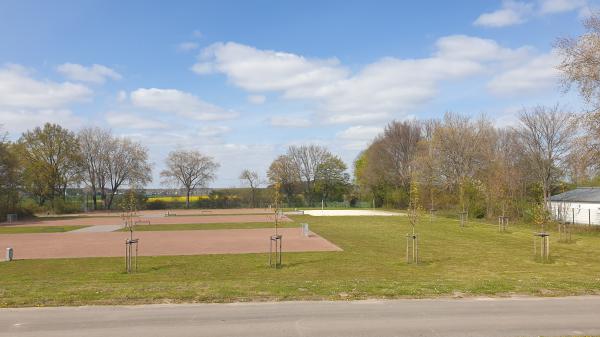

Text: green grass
xmin=0 ymin=226 xmax=86 ymax=234
xmin=1 ymin=215 xmax=600 ymax=307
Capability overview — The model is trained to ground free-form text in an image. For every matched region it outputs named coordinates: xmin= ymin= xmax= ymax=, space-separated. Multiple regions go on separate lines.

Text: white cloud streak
xmin=57 ymin=63 xmax=122 ymax=83
xmin=130 ymin=88 xmax=238 ymax=121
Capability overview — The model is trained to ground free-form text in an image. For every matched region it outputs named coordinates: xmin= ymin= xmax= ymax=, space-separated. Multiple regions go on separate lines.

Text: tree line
xmin=354 ymin=106 xmax=584 ymax=219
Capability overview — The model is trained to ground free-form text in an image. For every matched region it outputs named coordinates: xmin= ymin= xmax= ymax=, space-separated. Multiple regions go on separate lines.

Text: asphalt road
xmin=2 ymin=296 xmax=600 ymax=337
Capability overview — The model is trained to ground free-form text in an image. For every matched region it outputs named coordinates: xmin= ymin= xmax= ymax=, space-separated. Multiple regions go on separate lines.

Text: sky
xmin=0 ymin=0 xmax=592 ymax=187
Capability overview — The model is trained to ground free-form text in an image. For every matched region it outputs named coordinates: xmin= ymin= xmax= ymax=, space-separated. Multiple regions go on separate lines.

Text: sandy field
xmin=302 ymin=210 xmax=405 ymax=216
xmin=0 ymin=227 xmax=341 ymax=259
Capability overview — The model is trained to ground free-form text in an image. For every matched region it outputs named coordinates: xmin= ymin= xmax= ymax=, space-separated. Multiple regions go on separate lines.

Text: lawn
xmin=0 ymin=226 xmax=86 ymax=234
xmin=1 ymin=214 xmax=600 ymax=307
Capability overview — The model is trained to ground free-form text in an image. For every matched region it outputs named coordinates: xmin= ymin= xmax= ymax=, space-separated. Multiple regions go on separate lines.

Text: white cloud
xmin=474 ymin=1 xmax=533 ymax=27
xmin=474 ymin=0 xmax=588 ymax=27
xmin=435 ymin=35 xmax=531 ymax=62
xmin=194 ymin=36 xmax=530 ymax=124
xmin=105 ymin=111 xmax=168 ymax=129
xmin=197 ymin=125 xmax=231 ymax=137
xmin=336 ymin=125 xmax=383 ymax=150
xmin=336 ymin=125 xmax=383 ymax=140
xmin=130 ymin=88 xmax=238 ymax=121
xmin=247 ymin=94 xmax=266 ymax=104
xmin=539 ymin=0 xmax=586 ymax=14
xmin=193 ymin=42 xmax=349 ymax=93
xmin=56 ymin=63 xmax=122 ymax=84
xmin=0 ymin=64 xmax=92 ymax=109
xmin=0 ymin=109 xmax=83 ymax=134
xmin=487 ymin=50 xmax=561 ymax=96
xmin=177 ymin=42 xmax=199 ymax=52
xmin=269 ymin=116 xmax=311 ymax=128
xmin=0 ymin=64 xmax=92 ymax=134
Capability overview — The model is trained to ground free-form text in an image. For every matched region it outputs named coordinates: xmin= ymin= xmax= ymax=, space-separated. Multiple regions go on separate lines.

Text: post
xmin=5 ymin=247 xmax=13 ymax=262
xmin=572 ymin=208 xmax=575 ymax=225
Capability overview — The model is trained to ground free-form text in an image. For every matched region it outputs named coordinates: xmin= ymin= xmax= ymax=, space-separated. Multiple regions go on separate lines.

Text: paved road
xmin=1 ymin=296 xmax=600 ymax=337
xmin=68 ymin=225 xmax=123 ymax=233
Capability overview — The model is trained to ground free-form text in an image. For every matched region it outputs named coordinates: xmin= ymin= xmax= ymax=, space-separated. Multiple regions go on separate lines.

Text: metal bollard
xmin=6 ymin=247 xmax=13 ymax=262
xmin=301 ymin=223 xmax=309 ymax=236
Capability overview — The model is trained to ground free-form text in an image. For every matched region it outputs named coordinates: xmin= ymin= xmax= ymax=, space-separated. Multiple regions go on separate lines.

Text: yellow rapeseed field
xmin=147 ymin=195 xmax=210 ymax=202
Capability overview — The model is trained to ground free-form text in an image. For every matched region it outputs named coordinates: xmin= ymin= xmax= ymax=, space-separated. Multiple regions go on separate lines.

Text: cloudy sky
xmin=0 ymin=0 xmax=590 ymax=187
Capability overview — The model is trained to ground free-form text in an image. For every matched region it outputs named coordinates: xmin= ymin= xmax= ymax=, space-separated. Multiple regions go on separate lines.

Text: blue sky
xmin=0 ymin=0 xmax=592 ymax=187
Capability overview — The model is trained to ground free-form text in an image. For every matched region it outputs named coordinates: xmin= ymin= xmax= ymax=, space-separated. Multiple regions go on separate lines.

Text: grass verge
xmin=1 ymin=215 xmax=600 ymax=307
xmin=0 ymin=226 xmax=86 ymax=234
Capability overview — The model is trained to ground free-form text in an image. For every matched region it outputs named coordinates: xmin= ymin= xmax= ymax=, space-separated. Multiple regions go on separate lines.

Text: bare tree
xmin=556 ymin=13 xmax=600 ymax=106
xmin=161 ymin=150 xmax=219 ymax=208
xmin=240 ymin=169 xmax=261 ymax=208
xmin=287 ymin=145 xmax=330 ymax=206
xmin=78 ymin=127 xmax=112 ymax=210
xmin=557 ymin=14 xmax=600 ymax=172
xmin=516 ymin=105 xmax=576 ymax=208
xmin=433 ymin=113 xmax=485 ymax=212
xmin=103 ymin=138 xmax=152 ymax=209
xmin=379 ymin=120 xmax=422 ymax=191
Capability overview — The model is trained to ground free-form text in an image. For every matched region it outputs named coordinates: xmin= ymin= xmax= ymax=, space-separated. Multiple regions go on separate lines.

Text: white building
xmin=550 ymin=187 xmax=600 ymax=225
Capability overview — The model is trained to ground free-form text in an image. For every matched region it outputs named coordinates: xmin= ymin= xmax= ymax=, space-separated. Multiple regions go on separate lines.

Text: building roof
xmin=550 ymin=187 xmax=600 ymax=203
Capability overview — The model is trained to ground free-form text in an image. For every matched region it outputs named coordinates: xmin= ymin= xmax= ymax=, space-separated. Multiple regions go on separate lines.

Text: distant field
xmin=2 ymin=214 xmax=600 ymax=307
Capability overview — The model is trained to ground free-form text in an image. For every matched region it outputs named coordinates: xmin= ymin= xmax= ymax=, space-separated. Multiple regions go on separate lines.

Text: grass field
xmin=1 ymin=214 xmax=600 ymax=307
xmin=0 ymin=226 xmax=86 ymax=234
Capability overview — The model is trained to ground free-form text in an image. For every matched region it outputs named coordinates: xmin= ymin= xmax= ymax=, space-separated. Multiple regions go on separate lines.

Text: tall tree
xmin=557 ymin=14 xmax=600 ymax=174
xmin=78 ymin=127 xmax=112 ymax=210
xmin=103 ymin=137 xmax=152 ymax=209
xmin=161 ymin=150 xmax=219 ymax=208
xmin=315 ymin=154 xmax=350 ymax=205
xmin=516 ymin=105 xmax=576 ymax=208
xmin=287 ymin=145 xmax=330 ymax=206
xmin=239 ymin=169 xmax=261 ymax=207
xmin=0 ymin=129 xmax=20 ymax=219
xmin=18 ymin=123 xmax=82 ymax=209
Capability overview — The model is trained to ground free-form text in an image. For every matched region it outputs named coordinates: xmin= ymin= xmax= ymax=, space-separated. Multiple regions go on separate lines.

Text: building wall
xmin=550 ymin=201 xmax=600 ymax=225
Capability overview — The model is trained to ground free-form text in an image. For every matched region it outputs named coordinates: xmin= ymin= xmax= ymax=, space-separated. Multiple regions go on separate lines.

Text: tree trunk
xmin=186 ymin=189 xmax=191 ymax=209
xmin=92 ymin=192 xmax=97 ymax=210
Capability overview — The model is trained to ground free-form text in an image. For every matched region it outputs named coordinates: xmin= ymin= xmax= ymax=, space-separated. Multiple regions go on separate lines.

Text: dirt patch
xmin=0 ymin=228 xmax=341 ymax=259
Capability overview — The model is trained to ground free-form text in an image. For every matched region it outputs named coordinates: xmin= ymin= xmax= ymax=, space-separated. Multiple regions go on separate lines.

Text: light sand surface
xmin=302 ymin=210 xmax=405 ymax=216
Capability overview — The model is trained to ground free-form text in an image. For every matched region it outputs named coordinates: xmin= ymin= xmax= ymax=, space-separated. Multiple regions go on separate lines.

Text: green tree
xmin=18 ymin=123 xmax=82 ymax=210
xmin=0 ymin=130 xmax=21 ymax=219
xmin=315 ymin=154 xmax=350 ymax=205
